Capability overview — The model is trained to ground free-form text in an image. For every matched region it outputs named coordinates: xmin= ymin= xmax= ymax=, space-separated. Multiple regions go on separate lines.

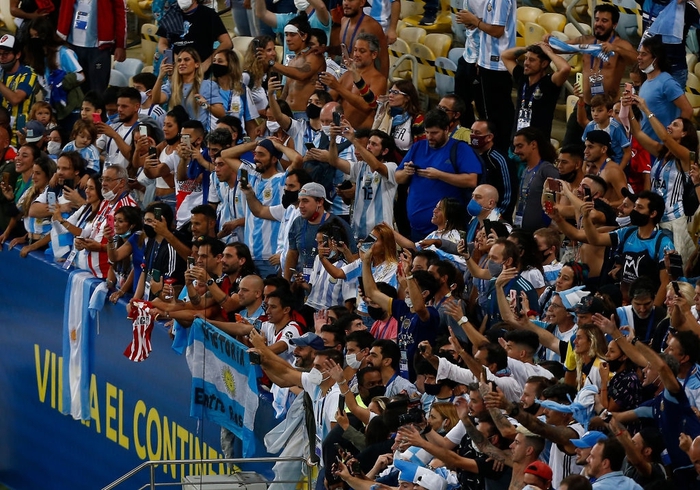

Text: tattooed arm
xmin=456 ymin=398 xmax=514 ymax=466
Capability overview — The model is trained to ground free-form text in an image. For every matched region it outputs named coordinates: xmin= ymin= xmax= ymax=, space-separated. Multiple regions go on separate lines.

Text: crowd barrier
xmin=0 ymin=245 xmax=277 ymax=490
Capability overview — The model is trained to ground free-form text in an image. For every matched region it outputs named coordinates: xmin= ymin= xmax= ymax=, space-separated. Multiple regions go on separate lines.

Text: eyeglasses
xmin=437 ymin=106 xmax=455 ymax=113
xmin=388 ymin=89 xmax=407 ymax=96
xmin=99 ymin=177 xmax=123 ymax=183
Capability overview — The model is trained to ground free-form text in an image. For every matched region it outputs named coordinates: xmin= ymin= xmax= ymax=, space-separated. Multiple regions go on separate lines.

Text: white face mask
xmin=405 ymin=296 xmax=413 ymax=309
xmin=306 ymin=368 xmax=324 ymax=386
xmin=294 ymin=0 xmax=310 ymax=10
xmin=345 ymin=353 xmax=362 ymax=369
xmin=139 ymin=91 xmax=149 ymax=104
xmin=102 ymin=189 xmax=116 ymax=201
xmin=178 ymin=0 xmax=193 ymax=10
xmin=321 ymin=125 xmax=331 ymax=136
xmin=641 ymin=60 xmax=655 ymax=74
xmin=47 ymin=140 xmax=61 ymax=155
xmin=266 ymin=120 xmax=281 ymax=134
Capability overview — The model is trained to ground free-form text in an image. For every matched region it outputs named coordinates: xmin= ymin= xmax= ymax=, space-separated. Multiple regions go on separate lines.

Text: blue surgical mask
xmin=467 ymin=198 xmax=483 ymax=217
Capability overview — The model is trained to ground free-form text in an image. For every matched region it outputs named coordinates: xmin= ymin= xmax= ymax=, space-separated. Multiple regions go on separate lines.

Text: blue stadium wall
xmin=0 ymin=245 xmax=277 ymax=490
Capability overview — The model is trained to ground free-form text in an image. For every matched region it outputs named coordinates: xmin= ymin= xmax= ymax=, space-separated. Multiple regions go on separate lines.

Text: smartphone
xmin=483 ymin=219 xmax=493 ymax=237
xmin=672 ymin=281 xmax=681 ymax=296
xmin=576 ymin=72 xmax=583 ymax=87
xmin=92 ymin=113 xmax=102 ymax=124
xmin=305 ymin=142 xmax=316 ymax=150
xmin=341 ymin=43 xmax=350 ymax=60
xmin=63 ymin=178 xmax=74 ymax=190
xmin=516 ymin=293 xmax=523 ymax=315
xmin=139 ymin=125 xmax=148 ymax=138
xmin=148 ymin=146 xmax=158 ymax=159
xmin=691 ymin=151 xmax=697 ymax=164
xmin=338 ymin=396 xmax=345 ymax=413
xmin=187 ymin=256 xmax=195 ymax=269
xmin=46 ymin=191 xmax=57 ymax=208
xmin=360 ymin=233 xmax=376 ymax=253
xmin=163 ymin=49 xmax=173 ymax=65
xmin=584 ymin=187 xmax=592 ymax=202
xmin=106 ymin=214 xmax=114 ymax=229
xmin=624 ymin=82 xmax=634 ymax=96
xmin=2 ymin=172 xmax=10 ymax=187
xmin=458 ymin=230 xmax=467 ymax=242
xmin=154 ymin=207 xmax=162 ymax=220
xmin=252 ymin=38 xmax=260 ymax=50
xmin=322 ymin=234 xmax=330 ymax=247
xmin=249 ymin=351 xmax=261 ymax=365
xmin=543 ymin=192 xmax=556 ymax=205
xmin=240 ymin=168 xmax=249 ymax=188
xmin=181 ymin=133 xmax=191 ymax=147
xmin=332 ymin=111 xmax=341 ymax=126
xmin=668 ymin=253 xmax=684 ymax=279
xmin=547 ymin=177 xmax=562 ymax=193
xmin=509 ymin=289 xmax=517 ymax=303
xmin=243 ymin=136 xmax=252 ymax=143
xmin=152 ymin=269 xmax=162 ymax=282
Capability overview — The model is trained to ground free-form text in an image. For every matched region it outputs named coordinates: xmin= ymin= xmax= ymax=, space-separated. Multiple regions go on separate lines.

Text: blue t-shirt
xmin=391 ymin=298 xmax=440 ymax=382
xmin=398 ymin=139 xmax=482 ymax=236
xmin=128 ymin=232 xmax=146 ymax=293
xmin=582 ymin=118 xmax=630 ymax=164
xmin=484 ymin=275 xmax=539 ymax=328
xmin=638 ymin=71 xmax=685 ymax=143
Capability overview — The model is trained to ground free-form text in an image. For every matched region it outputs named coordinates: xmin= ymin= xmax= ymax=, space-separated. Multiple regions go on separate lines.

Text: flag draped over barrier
xmin=186 ymin=318 xmax=259 ymax=456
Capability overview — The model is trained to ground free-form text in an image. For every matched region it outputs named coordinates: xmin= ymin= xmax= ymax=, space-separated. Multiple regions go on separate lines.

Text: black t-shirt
xmin=511 ymin=64 xmax=562 ymax=140
xmin=157 ymin=5 xmax=228 ymax=64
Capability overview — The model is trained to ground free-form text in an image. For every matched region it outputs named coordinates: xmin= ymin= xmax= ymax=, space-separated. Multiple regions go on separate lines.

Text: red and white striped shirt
xmin=87 ymin=194 xmax=137 ymax=278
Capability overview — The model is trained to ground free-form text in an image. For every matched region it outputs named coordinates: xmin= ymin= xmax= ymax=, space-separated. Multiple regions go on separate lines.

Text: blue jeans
xmin=231 ymin=6 xmax=251 ymax=36
xmin=670 ymin=67 xmax=688 ymax=93
xmin=254 ymin=259 xmax=279 ymax=278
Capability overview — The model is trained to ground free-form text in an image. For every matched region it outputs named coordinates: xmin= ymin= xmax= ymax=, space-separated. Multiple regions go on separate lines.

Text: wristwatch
xmin=458 ymin=316 xmax=468 ymax=326
xmin=206 ymin=278 xmax=215 ymax=287
xmin=508 ymin=403 xmax=521 ymax=418
xmin=268 ymin=59 xmax=275 ymax=67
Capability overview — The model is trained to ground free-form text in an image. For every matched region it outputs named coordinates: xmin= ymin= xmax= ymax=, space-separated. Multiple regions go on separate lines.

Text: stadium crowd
xmin=6 ymin=0 xmax=700 ymax=488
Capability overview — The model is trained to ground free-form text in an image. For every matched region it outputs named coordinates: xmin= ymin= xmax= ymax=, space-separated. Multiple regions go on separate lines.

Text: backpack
xmin=447 ymin=140 xmax=485 ymax=203
xmin=676 ymin=159 xmax=700 ymax=216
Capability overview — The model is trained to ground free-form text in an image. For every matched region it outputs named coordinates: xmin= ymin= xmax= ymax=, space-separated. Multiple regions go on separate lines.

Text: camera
xmin=398 ymin=407 xmax=424 ymax=426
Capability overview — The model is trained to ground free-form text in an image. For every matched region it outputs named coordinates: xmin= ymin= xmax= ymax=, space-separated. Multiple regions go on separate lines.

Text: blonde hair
xmin=29 ymin=101 xmax=57 ymax=125
xmin=170 ymin=47 xmax=203 ymax=117
xmin=575 ymin=323 xmax=608 ymax=389
xmin=371 ymin=223 xmax=399 ymax=264
xmin=431 ymin=402 xmax=458 ymax=432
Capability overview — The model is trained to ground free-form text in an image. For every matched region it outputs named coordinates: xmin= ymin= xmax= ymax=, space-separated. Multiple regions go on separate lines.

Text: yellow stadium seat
xmin=232 ymin=36 xmax=254 ymax=55
xmin=686 ymin=73 xmax=700 ymax=117
xmin=128 ymin=0 xmax=152 ymax=20
xmin=140 ymin=23 xmax=158 ymax=66
xmin=410 ymin=42 xmax=437 ymax=92
xmin=275 ymin=45 xmax=283 ymax=62
xmin=524 ymin=22 xmax=547 ymax=47
xmin=399 ymin=26 xmax=427 ymax=45
xmin=516 ymin=20 xmax=526 ymax=47
xmin=233 ymin=48 xmax=244 ymax=65
xmin=424 ymin=33 xmax=452 ymax=58
xmin=566 ymin=95 xmax=579 ymax=121
xmin=694 ymin=62 xmax=700 ymax=81
xmin=538 ymin=12 xmax=566 ymax=33
xmin=517 ymin=6 xmax=543 ymax=25
xmin=550 ymin=30 xmax=569 ymax=42
xmin=541 ymin=0 xmax=564 ymax=13
xmin=396 ymin=20 xmax=408 ymax=36
xmin=400 ymin=0 xmax=426 ymax=20
xmin=563 ymin=0 xmax=587 ymax=21
xmin=687 ymin=53 xmax=698 ymax=75
xmin=0 ymin=0 xmax=16 ymax=33
xmin=389 ymin=38 xmax=413 ymax=82
xmin=564 ymin=22 xmax=590 ymax=39
xmin=403 ymin=12 xmax=452 ymax=33
xmin=551 ymin=138 xmax=560 ymax=151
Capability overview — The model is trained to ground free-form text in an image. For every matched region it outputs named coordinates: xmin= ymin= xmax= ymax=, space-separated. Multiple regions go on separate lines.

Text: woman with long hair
xmin=152 ymin=47 xmax=225 ymax=131
xmin=394 ymin=197 xmax=467 ymax=270
xmin=374 ymin=79 xmax=425 ymax=155
xmin=210 ymin=50 xmax=260 ymax=137
xmin=13 ymin=156 xmax=56 ymax=254
xmin=538 ymin=260 xmax=589 ymax=314
xmin=242 ymin=35 xmax=277 ymax=116
xmin=564 ymin=323 xmax=609 ymax=390
xmin=24 ymin=16 xmax=85 ymax=139
xmin=104 ymin=206 xmax=144 ymax=303
xmin=0 ymin=144 xmax=41 ymax=245
xmin=508 ymin=230 xmax=546 ymax=296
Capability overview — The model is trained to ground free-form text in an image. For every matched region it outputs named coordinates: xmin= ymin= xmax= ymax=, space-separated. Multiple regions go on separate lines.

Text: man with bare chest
xmin=555 ymin=4 xmax=637 ymax=145
xmin=267 ymin=17 xmax=326 ymax=118
xmin=339 ymin=0 xmax=389 ymax=78
xmin=319 ymin=33 xmax=387 ymax=129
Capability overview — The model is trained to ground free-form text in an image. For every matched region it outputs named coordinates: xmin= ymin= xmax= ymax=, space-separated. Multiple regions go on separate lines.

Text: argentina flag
xmin=61 ymin=270 xmax=100 ymax=420
xmin=186 ymin=318 xmax=259 ymax=456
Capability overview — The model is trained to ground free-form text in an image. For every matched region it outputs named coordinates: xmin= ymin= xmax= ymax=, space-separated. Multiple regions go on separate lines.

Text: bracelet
xmin=477 ymin=19 xmax=481 ymax=29
xmin=218 ymin=295 xmax=228 ymax=306
xmin=405 ymin=274 xmax=414 ymax=280
xmin=612 ymin=336 xmax=623 ymax=342
xmin=647 ymin=112 xmax=655 ymax=119
xmin=338 ymin=379 xmax=348 ymax=384
xmin=614 ymin=430 xmax=624 ymax=437
xmin=340 ymin=390 xmax=350 ymax=396
xmin=526 ymin=309 xmax=538 ymax=317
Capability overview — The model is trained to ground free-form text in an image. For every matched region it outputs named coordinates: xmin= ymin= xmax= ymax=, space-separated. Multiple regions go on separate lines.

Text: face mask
xmin=117 ymin=231 xmax=132 ymax=240
xmin=487 ymin=260 xmax=503 ymax=277
xmin=560 ymin=170 xmax=578 ymax=183
xmin=307 ymin=368 xmax=324 ymax=386
xmin=281 ymin=189 xmax=299 ymax=208
xmin=607 ymin=358 xmax=624 ymax=372
xmin=107 ymin=113 xmax=119 ymax=124
xmin=306 ymin=103 xmax=322 ymax=120
xmin=47 ymin=140 xmax=61 ymax=155
xmin=0 ymin=59 xmax=15 ymax=72
xmin=321 ymin=125 xmax=331 ymax=136
xmin=405 ymin=295 xmax=414 ymax=309
xmin=345 ymin=353 xmax=362 ymax=369
xmin=641 ymin=60 xmax=655 ymax=74
xmin=143 ymin=224 xmax=157 ymax=239
xmin=211 ymin=64 xmax=228 ymax=78
xmin=139 ymin=91 xmax=149 ymax=104
xmin=367 ymin=385 xmax=386 ymax=399
xmin=470 ymin=134 xmax=488 ymax=150
xmin=267 ymin=120 xmax=281 ymax=134
xmin=367 ymin=305 xmax=385 ymax=320
xmin=616 ymin=215 xmax=631 ymax=227
xmin=467 ymin=198 xmax=483 ymax=217
xmin=294 ymin=0 xmax=310 ymax=10
xmin=629 ymin=210 xmax=650 ymax=227
xmin=166 ymin=135 xmax=180 ymax=146
xmin=102 ymin=189 xmax=116 ymax=201
xmin=423 ymin=383 xmax=442 ymax=396
xmin=178 ymin=0 xmax=193 ymax=9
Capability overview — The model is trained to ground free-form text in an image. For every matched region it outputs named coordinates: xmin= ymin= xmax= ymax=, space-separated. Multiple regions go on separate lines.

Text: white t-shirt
xmin=549 ymin=422 xmax=585 ymax=488
xmin=260 ymin=320 xmax=302 ymax=365
xmin=300 ymin=373 xmax=341 ymax=467
xmin=96 ymin=122 xmax=138 ymax=168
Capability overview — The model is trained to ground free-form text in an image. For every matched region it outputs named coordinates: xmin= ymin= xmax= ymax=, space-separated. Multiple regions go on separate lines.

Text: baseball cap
xmin=289 ymin=332 xmax=324 ymax=350
xmin=621 ymin=187 xmax=638 ymax=202
xmin=570 ymin=430 xmax=608 ymax=448
xmin=585 ymin=130 xmax=611 ymax=148
xmin=556 ymin=286 xmax=590 ymax=311
xmin=523 ymin=461 xmax=553 ymax=482
xmin=299 ymin=182 xmax=332 ymax=203
xmin=414 ymin=468 xmax=447 ymax=490
xmin=0 ymin=34 xmax=15 ymax=51
xmin=24 ymin=120 xmax=46 ymax=143
xmin=567 ymin=295 xmax=606 ymax=315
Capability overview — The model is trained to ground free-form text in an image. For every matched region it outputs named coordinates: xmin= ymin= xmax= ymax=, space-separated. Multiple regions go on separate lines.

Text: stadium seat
xmin=142 ymin=65 xmax=154 ymax=74
xmin=538 ymin=12 xmax=566 ymax=33
xmin=109 ymin=70 xmax=130 ymax=87
xmin=524 ymin=22 xmax=547 ymax=47
xmin=424 ymin=33 xmax=452 ymax=58
xmin=435 ymin=57 xmax=457 ymax=97
xmin=399 ymin=26 xmax=428 ymax=45
xmin=551 ymin=138 xmax=560 ymax=151
xmin=450 ymin=0 xmax=466 ymax=45
xmin=516 ymin=20 xmax=526 ymax=47
xmin=563 ymin=0 xmax=588 ymax=21
xmin=564 ymin=22 xmax=590 ymax=39
xmin=687 ymin=53 xmax=698 ymax=75
xmin=517 ymin=6 xmax=543 ymax=25
xmin=448 ymin=47 xmax=464 ymax=66
xmin=233 ymin=48 xmax=244 ymax=65
xmin=114 ymin=58 xmax=145 ymax=83
xmin=694 ymin=62 xmax=700 ymax=82
xmin=403 ymin=0 xmax=452 ymax=32
xmin=127 ymin=0 xmax=153 ymax=20
xmin=686 ymin=73 xmax=700 ymax=116
xmin=400 ymin=0 xmax=426 ymax=20
xmin=565 ymin=94 xmax=578 ymax=121
xmin=410 ymin=42 xmax=437 ymax=92
xmin=141 ymin=23 xmax=159 ymax=66
xmin=275 ymin=45 xmax=283 ymax=62
xmin=541 ymin=0 xmax=564 ymax=13
xmin=389 ymin=38 xmax=414 ymax=83
xmin=232 ymin=36 xmax=254 ymax=55
xmin=0 ymin=0 xmax=16 ymax=33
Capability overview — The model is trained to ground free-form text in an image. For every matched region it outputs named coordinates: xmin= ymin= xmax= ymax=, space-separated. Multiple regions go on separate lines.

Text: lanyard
xmin=589 ymin=35 xmax=615 ymax=72
xmin=146 ymin=238 xmax=162 ymax=274
xmin=106 ymin=123 xmax=137 ymax=155
xmin=519 ymin=161 xmax=542 ymax=204
xmin=599 ymin=157 xmax=610 ymax=175
xmin=342 ymin=13 xmax=365 ymax=52
xmin=520 ymin=79 xmax=541 ymax=110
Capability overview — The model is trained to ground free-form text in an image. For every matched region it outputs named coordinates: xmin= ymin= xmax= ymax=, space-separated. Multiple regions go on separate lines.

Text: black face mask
xmin=143 ymin=224 xmax=157 ymax=239
xmin=166 ymin=135 xmax=180 ymax=146
xmin=211 ymin=64 xmax=228 ymax=78
xmin=629 ymin=210 xmax=650 ymax=227
xmin=367 ymin=385 xmax=386 ymax=399
xmin=423 ymin=383 xmax=443 ymax=396
xmin=306 ymin=103 xmax=322 ymax=120
xmin=607 ymin=358 xmax=624 ymax=372
xmin=524 ymin=403 xmax=541 ymax=415
xmin=281 ymin=189 xmax=299 ymax=208
xmin=560 ymin=170 xmax=578 ymax=183
xmin=367 ymin=305 xmax=385 ymax=320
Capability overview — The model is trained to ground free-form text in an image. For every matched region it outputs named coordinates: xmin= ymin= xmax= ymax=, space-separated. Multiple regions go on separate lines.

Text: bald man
xmin=680 ymin=433 xmax=700 ymax=477
xmin=208 ymin=274 xmax=266 ymax=336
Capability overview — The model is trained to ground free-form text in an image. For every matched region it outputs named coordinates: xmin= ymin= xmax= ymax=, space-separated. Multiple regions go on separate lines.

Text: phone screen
xmin=240 ymin=168 xmax=249 ymax=187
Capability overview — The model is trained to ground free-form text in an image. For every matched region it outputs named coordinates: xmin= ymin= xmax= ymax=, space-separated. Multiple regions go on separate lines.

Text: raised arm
xmin=362 ymin=246 xmax=392 ymax=313
xmin=539 ymin=42 xmax=571 ymax=86
xmin=249 ymin=329 xmax=303 ymax=387
xmin=624 ymin=97 xmax=662 ymax=157
xmin=240 ymin=185 xmax=274 ymax=220
xmin=255 ymin=0 xmax=279 ymax=28
xmin=633 ymin=94 xmax=690 ymax=170
xmin=581 ymin=202 xmax=612 ymax=246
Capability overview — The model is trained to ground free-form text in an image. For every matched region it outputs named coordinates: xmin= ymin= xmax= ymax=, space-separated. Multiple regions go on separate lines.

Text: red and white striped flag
xmin=124 ymin=300 xmax=155 ymax=362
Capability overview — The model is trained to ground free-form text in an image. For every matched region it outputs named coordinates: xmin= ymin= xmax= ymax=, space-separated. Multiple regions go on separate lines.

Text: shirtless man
xmin=339 ymin=0 xmax=389 ymax=78
xmin=551 ymin=4 xmax=637 ymax=143
xmin=319 ymin=33 xmax=387 ymax=129
xmin=582 ymin=130 xmax=627 ymax=208
xmin=266 ymin=17 xmax=326 ymax=116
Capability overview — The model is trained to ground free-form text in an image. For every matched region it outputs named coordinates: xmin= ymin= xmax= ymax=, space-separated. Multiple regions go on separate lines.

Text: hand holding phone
xmin=240 ymin=168 xmax=249 ymax=188
xmin=92 ymin=113 xmax=102 ymax=124
xmin=106 ymin=214 xmax=115 ymax=229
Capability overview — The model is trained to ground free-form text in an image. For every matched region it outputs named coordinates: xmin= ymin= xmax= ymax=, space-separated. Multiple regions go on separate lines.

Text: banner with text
xmin=186 ymin=318 xmax=259 ymax=457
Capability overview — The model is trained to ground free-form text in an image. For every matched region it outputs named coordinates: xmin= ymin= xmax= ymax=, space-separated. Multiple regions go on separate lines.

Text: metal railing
xmin=102 ymin=457 xmax=314 ymax=490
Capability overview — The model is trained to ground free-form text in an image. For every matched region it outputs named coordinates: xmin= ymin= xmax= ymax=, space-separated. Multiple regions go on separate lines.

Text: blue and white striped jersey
xmin=349 ymin=159 xmax=398 ymax=241
xmin=651 ymin=156 xmax=686 ymax=221
xmin=477 ymin=0 xmax=516 ymax=71
xmin=208 ymin=172 xmax=245 ymax=244
xmin=241 ymin=164 xmax=286 ymax=260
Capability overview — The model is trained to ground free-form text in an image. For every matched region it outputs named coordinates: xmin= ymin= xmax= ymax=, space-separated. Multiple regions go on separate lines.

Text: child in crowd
xmin=28 ymin=101 xmax=58 ymax=131
xmin=133 ymin=73 xmax=166 ymax=128
xmin=580 ymin=94 xmax=631 ymax=168
xmin=613 ymin=100 xmax=651 ymax=193
xmin=80 ymin=91 xmax=105 ymax=123
xmin=62 ymin=120 xmax=101 ymax=173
